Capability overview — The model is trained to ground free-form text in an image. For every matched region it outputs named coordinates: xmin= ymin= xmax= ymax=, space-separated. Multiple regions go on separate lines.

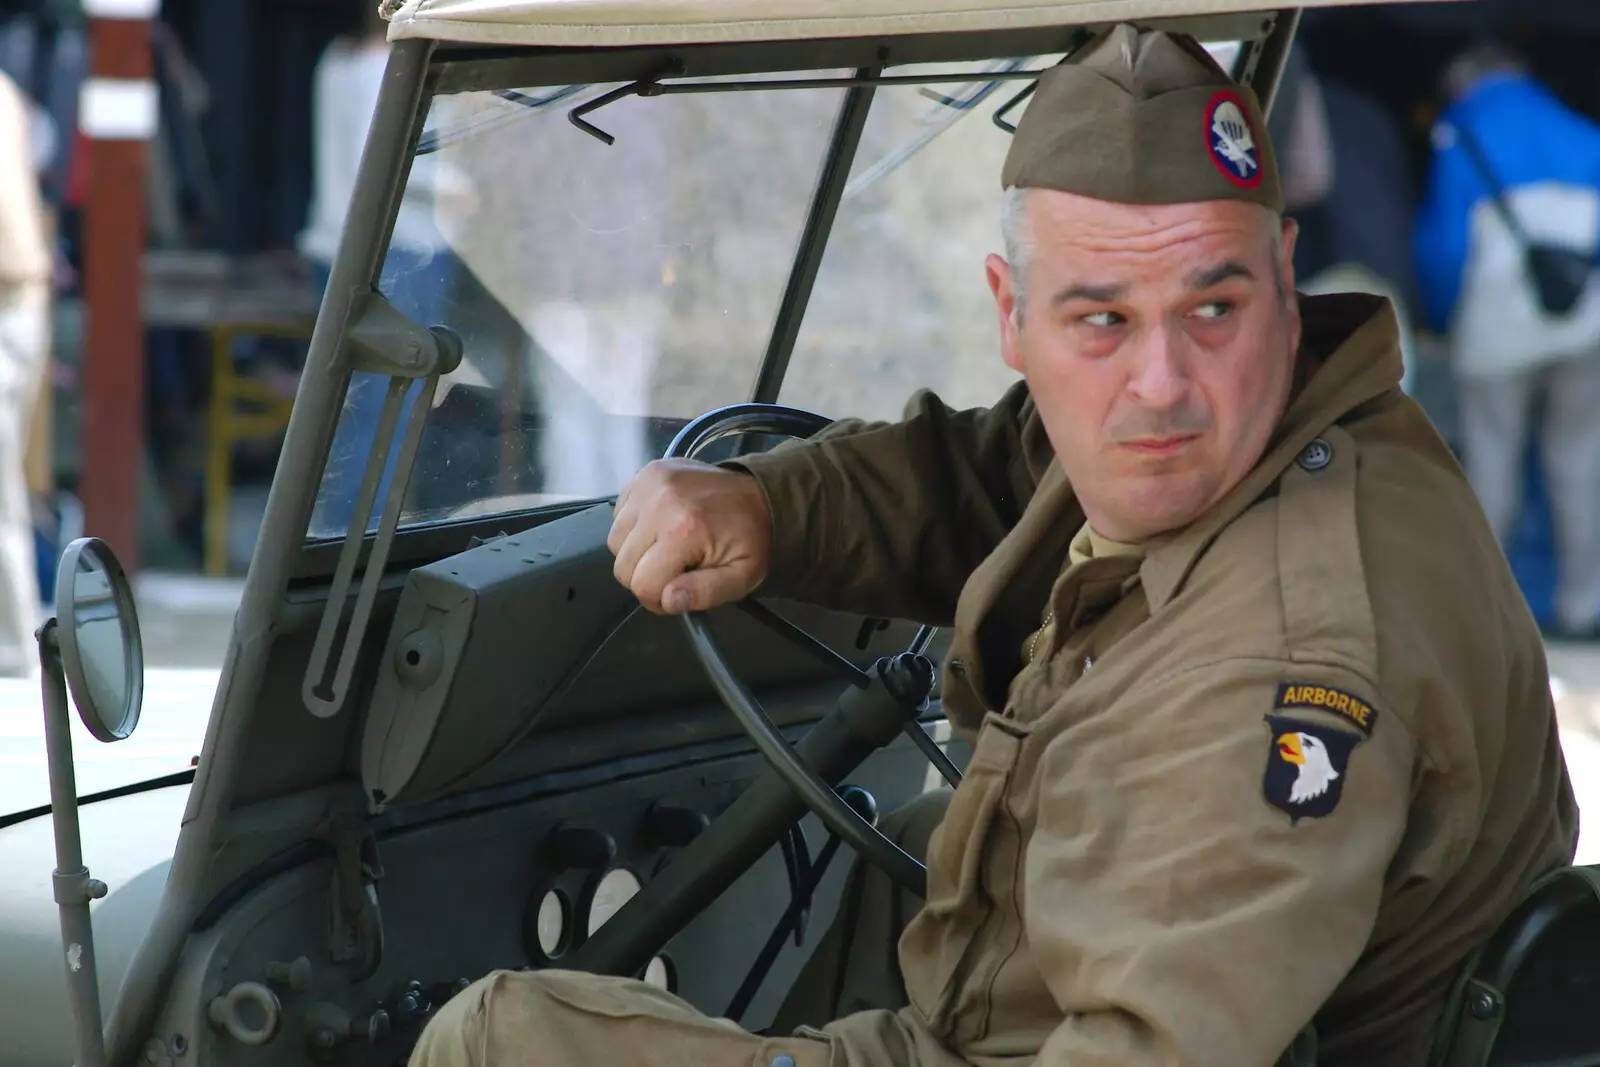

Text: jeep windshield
xmin=304 ymin=62 xmax=1055 ymax=540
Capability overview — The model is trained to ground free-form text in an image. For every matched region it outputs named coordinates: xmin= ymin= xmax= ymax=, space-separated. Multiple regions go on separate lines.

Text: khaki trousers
xmin=409 ymin=790 xmax=955 ymax=1067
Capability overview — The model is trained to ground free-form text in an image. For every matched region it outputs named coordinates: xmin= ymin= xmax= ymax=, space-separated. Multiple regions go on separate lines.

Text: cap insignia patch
xmin=1205 ymin=89 xmax=1263 ymax=189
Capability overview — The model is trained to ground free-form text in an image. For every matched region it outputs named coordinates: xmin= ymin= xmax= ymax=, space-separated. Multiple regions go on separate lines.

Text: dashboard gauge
xmin=523 ymin=886 xmax=575 ymax=965
xmin=644 ymin=955 xmax=676 ymax=992
xmin=535 ymin=889 xmax=570 ymax=959
xmin=585 ymin=867 xmax=642 ymax=936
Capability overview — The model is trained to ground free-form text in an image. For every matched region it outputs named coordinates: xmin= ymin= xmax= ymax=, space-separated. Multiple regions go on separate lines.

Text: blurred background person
xmin=0 ymin=65 xmax=50 ymax=675
xmin=1414 ymin=42 xmax=1600 ymax=640
xmin=299 ymin=3 xmax=455 ymax=537
xmin=1275 ymin=43 xmax=1423 ymax=393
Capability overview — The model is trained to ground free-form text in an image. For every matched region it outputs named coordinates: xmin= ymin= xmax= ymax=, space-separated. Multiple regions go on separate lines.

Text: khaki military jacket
xmin=738 ymin=293 xmax=1576 ymax=1067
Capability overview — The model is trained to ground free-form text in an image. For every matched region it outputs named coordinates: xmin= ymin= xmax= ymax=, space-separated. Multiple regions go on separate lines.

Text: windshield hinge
xmin=301 ymin=300 xmax=462 ymax=721
xmin=347 ymin=291 xmax=463 ymax=379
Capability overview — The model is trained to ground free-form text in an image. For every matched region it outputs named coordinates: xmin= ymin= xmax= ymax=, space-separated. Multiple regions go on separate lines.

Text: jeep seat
xmin=1432 ymin=865 xmax=1600 ymax=1067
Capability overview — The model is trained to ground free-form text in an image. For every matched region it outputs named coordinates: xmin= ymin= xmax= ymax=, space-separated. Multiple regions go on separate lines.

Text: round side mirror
xmin=55 ymin=537 xmax=143 ymax=743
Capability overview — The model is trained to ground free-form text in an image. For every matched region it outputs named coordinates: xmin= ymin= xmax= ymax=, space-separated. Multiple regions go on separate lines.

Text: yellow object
xmin=204 ymin=320 xmax=313 ymax=576
xmin=1277 ymin=732 xmax=1306 ymax=765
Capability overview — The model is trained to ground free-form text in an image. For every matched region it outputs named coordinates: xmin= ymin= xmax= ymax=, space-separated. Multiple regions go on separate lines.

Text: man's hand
xmin=607 ymin=459 xmax=774 ymax=615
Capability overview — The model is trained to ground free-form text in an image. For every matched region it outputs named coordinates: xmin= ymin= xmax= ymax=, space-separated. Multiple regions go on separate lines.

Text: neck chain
xmin=1029 ymin=611 xmax=1054 ymax=662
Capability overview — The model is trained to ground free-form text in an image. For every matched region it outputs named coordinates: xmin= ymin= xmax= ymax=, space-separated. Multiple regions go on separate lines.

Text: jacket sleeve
xmin=1025 ymin=656 xmax=1413 ymax=1066
xmin=727 ymin=380 xmax=1049 ymax=625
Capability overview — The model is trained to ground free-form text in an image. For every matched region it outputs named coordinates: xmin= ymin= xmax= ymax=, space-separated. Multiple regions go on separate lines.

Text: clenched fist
xmin=607 ymin=459 xmax=775 ymax=615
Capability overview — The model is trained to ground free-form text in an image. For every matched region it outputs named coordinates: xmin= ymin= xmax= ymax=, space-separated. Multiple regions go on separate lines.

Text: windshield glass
xmin=781 ymin=61 xmax=1049 ymax=421
xmin=308 ymin=46 xmax=1242 ymax=537
xmin=308 ymin=79 xmax=847 ymax=537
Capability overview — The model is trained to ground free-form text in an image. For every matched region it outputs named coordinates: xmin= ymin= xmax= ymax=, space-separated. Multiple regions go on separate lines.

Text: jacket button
xmin=1298 ymin=437 xmax=1333 ymax=471
xmin=948 ymin=659 xmax=967 ymax=679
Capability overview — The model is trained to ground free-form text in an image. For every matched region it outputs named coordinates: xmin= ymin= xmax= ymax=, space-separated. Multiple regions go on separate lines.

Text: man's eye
xmin=1082 ymin=311 xmax=1125 ymax=328
xmin=1192 ymin=301 xmax=1233 ymax=321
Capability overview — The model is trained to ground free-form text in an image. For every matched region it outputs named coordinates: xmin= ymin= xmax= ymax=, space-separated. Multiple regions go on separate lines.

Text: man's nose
xmin=1124 ymin=327 xmax=1191 ymax=410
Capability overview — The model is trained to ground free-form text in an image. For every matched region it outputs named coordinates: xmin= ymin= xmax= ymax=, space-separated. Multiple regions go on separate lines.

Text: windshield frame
xmin=425 ymin=11 xmax=1276 ymax=96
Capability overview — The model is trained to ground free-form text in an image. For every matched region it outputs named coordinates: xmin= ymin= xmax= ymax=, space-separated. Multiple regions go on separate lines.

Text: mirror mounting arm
xmin=32 ymin=538 xmax=143 ymax=1067
xmin=37 ymin=617 xmax=112 ymax=1067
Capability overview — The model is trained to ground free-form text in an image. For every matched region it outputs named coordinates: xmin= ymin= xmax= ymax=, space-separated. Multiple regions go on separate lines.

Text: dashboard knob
xmin=365 ymin=1009 xmax=393 ymax=1043
xmin=305 ymin=1002 xmax=392 ymax=1048
xmin=393 ymin=981 xmax=430 ymax=1024
xmin=264 ymin=956 xmax=312 ymax=993
xmin=838 ymin=785 xmax=879 ymax=827
xmin=208 ymin=982 xmax=281 ymax=1047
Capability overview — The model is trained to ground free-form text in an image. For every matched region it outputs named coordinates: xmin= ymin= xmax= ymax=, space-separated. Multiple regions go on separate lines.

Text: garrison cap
xmin=1001 ymin=24 xmax=1284 ymax=213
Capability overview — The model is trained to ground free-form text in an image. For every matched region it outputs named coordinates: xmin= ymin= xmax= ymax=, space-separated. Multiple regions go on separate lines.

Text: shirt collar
xmin=1068 ymin=522 xmax=1144 ymax=568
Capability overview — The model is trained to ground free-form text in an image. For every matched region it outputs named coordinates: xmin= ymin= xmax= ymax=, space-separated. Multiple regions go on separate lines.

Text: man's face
xmin=987 ymin=189 xmax=1301 ymax=542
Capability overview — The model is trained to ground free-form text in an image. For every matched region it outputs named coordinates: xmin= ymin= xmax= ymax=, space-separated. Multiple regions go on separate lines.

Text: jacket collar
xmin=1138 ymin=292 xmax=1405 ymax=611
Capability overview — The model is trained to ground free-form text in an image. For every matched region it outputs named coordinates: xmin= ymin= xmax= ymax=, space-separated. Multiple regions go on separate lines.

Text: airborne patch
xmin=1275 ymin=682 xmax=1377 ymax=737
xmin=1263 ymin=715 xmax=1360 ymax=822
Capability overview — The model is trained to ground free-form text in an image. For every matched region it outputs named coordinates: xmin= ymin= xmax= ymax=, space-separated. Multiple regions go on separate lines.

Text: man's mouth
xmin=1118 ymin=434 xmax=1200 ymax=457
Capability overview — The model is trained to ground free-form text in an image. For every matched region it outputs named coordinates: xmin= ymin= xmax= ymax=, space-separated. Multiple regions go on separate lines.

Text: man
xmin=0 ymin=67 xmax=50 ymax=675
xmin=412 ymin=26 xmax=1574 ymax=1067
xmin=1414 ymin=43 xmax=1600 ymax=639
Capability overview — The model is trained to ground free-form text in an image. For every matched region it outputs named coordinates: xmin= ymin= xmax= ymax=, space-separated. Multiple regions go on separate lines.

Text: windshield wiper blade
xmin=844 ymin=56 xmax=1074 ymax=201
xmin=496 ymin=85 xmax=587 ymax=110
xmin=416 ymin=83 xmax=588 ymax=156
xmin=842 ymin=62 xmax=1028 ymax=202
xmin=566 ymin=66 xmax=1047 ymax=146
xmin=915 ymin=57 xmax=1029 ymax=111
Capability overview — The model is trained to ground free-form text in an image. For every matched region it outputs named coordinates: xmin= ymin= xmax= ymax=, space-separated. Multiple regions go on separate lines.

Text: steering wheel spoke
xmin=683 ymin=613 xmax=928 ymax=895
xmin=668 ymin=402 xmax=958 ymax=897
xmin=737 ymin=600 xmax=871 ymax=690
xmin=903 ymin=721 xmax=963 ymax=787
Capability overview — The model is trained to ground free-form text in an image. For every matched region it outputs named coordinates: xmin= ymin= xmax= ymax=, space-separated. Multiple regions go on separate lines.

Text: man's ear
xmin=987 ymin=253 xmax=1024 ymax=373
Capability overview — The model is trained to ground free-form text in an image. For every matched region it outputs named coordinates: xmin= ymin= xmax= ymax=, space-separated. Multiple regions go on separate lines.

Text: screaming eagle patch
xmin=1263 ymin=715 xmax=1360 ymax=822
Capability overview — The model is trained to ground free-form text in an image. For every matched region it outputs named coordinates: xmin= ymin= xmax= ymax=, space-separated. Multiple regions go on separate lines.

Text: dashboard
xmin=143 ymin=730 xmax=944 ymax=1065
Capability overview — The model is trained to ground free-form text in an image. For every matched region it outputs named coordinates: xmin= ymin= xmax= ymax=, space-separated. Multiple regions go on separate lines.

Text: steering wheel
xmin=664 ymin=403 xmax=961 ymax=897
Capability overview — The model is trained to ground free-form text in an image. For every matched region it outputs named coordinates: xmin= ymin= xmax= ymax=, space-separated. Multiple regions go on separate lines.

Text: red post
xmin=79 ymin=6 xmax=153 ymax=571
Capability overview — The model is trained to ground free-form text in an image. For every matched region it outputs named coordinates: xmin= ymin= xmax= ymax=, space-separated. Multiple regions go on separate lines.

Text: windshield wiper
xmin=566 ymin=65 xmax=1049 ymax=146
xmin=416 ymin=83 xmax=588 ymax=156
xmin=842 ymin=59 xmax=1029 ymax=202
